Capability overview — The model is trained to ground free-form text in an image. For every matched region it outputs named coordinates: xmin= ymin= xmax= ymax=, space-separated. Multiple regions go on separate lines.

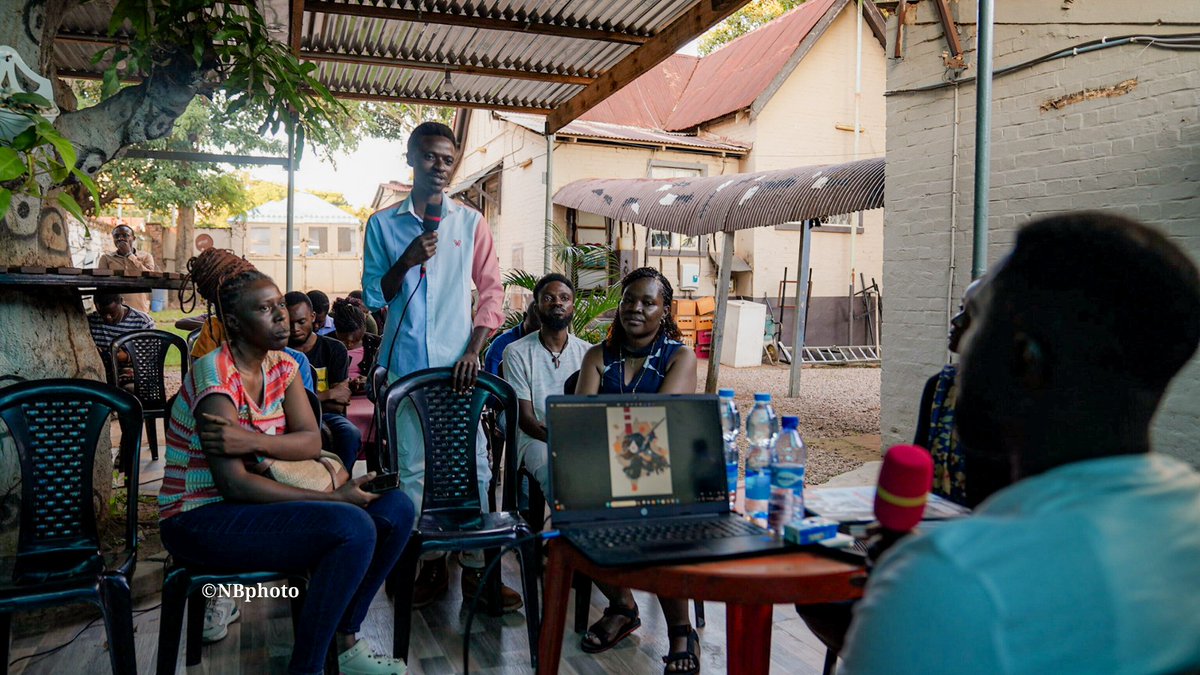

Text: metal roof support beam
xmin=547 ymin=0 xmax=754 ymax=134
xmin=122 ymin=149 xmax=290 ymax=166
xmin=330 ymin=90 xmax=552 ymax=115
xmin=704 ymin=231 xmax=735 ymax=394
xmin=304 ymin=1 xmax=650 ymax=45
xmin=302 ymin=50 xmax=595 ymax=85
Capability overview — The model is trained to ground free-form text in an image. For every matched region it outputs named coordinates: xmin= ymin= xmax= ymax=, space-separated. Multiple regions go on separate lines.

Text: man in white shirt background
xmin=502 ymin=273 xmax=592 ymax=494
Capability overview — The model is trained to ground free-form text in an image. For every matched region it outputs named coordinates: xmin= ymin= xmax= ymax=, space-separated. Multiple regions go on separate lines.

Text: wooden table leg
xmin=726 ymin=603 xmax=774 ymax=675
xmin=538 ymin=540 xmax=573 ymax=674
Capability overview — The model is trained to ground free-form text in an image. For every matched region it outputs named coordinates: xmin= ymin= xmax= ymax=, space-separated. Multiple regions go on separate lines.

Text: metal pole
xmin=972 ymin=0 xmax=995 ymax=279
xmin=848 ymin=0 xmax=863 ymax=345
xmin=788 ymin=221 xmax=813 ymax=397
xmin=544 ymin=133 xmax=556 ymax=274
xmin=704 ymin=231 xmax=736 ymax=394
xmin=285 ymin=122 xmax=296 ymax=292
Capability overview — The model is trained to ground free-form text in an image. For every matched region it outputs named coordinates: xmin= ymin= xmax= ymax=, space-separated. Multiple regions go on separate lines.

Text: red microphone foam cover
xmin=874 ymin=444 xmax=934 ymax=532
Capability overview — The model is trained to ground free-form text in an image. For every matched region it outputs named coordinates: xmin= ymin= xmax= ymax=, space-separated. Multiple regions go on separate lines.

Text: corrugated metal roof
xmin=552 ymin=157 xmax=884 ymax=234
xmin=580 ymin=0 xmax=854 ymax=130
xmin=52 ymin=0 xmax=732 ymax=117
xmin=498 ymin=112 xmax=749 ymax=154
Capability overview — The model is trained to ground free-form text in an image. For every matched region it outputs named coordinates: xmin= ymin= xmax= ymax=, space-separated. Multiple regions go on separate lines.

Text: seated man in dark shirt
xmin=285 ymin=291 xmax=361 ymax=471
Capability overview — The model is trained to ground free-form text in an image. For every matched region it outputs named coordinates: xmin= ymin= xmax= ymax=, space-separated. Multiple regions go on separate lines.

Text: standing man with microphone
xmin=362 ymin=122 xmax=522 ymax=611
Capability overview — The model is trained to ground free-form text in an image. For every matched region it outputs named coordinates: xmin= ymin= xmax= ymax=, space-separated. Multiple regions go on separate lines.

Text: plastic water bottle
xmin=744 ymin=393 xmax=779 ymax=527
xmin=769 ymin=416 xmax=807 ymax=536
xmin=718 ymin=389 xmax=741 ymax=512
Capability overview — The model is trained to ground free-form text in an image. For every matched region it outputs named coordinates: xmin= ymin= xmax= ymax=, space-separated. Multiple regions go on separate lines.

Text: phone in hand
xmin=360 ymin=472 xmax=401 ymax=494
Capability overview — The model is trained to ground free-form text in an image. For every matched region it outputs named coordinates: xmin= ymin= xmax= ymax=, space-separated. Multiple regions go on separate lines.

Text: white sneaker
xmin=337 ymin=640 xmax=407 ymax=675
xmin=202 ymin=597 xmax=241 ymax=643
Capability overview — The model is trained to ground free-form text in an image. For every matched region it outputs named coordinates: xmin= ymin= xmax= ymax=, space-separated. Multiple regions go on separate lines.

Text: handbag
xmin=248 ymin=451 xmax=346 ymax=492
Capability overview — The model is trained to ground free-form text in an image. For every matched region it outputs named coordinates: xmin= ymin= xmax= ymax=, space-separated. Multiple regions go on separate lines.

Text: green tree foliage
xmin=698 ymin=0 xmax=805 ymax=55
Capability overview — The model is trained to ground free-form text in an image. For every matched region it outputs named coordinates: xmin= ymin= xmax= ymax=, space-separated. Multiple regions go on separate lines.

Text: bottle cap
xmin=782 ymin=416 xmax=799 ymax=430
xmin=718 ymin=389 xmax=736 ymax=398
xmin=753 ymin=393 xmax=771 ymax=402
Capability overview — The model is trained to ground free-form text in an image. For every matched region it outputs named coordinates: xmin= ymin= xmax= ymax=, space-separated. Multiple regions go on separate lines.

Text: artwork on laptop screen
xmin=606 ymin=406 xmax=673 ymax=497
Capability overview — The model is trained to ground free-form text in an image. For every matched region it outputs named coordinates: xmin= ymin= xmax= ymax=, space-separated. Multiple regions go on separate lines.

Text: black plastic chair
xmin=380 ymin=368 xmax=540 ymax=668
xmin=110 ymin=329 xmax=188 ymax=464
xmin=156 ymin=567 xmax=307 ymax=674
xmin=0 ymin=378 xmax=142 ymax=674
xmin=184 ymin=328 xmax=201 ymax=364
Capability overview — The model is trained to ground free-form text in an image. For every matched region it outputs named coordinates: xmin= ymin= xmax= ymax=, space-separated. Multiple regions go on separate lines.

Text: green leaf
xmin=43 ymin=130 xmax=78 ymax=170
xmin=102 ymin=68 xmax=121 ymax=100
xmin=10 ymin=126 xmax=37 ymax=152
xmin=0 ymin=188 xmax=11 ymax=218
xmin=0 ymin=148 xmax=25 ymax=181
xmin=57 ymin=192 xmax=85 ymax=223
xmin=9 ymin=92 xmax=52 ymax=109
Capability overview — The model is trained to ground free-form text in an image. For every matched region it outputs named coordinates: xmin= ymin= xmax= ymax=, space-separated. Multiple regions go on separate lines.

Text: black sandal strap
xmin=662 ymin=626 xmax=700 ymax=672
xmin=666 ymin=624 xmax=693 ymax=639
xmin=602 ymin=604 xmax=640 ymax=620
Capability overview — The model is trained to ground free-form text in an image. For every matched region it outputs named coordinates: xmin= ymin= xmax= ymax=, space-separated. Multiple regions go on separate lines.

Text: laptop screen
xmin=546 ymin=394 xmax=728 ymax=523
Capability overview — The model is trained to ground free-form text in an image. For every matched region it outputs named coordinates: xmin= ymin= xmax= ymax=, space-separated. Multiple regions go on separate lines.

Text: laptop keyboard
xmin=570 ymin=518 xmax=765 ymax=549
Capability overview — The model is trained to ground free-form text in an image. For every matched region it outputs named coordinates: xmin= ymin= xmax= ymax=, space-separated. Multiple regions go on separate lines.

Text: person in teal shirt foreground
xmin=841 ymin=211 xmax=1200 ymax=674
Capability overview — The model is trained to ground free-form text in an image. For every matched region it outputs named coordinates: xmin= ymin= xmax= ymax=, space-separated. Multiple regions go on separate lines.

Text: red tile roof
xmin=580 ymin=0 xmax=842 ymax=131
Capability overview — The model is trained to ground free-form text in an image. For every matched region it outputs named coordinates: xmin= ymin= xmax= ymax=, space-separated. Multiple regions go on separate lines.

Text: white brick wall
xmin=882 ymin=0 xmax=1200 ymax=464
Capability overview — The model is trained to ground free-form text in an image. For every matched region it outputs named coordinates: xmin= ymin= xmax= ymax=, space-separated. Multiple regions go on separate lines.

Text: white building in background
xmin=198 ymin=192 xmax=364 ymax=295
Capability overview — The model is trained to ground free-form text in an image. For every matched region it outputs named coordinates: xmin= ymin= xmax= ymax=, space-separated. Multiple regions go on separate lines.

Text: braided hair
xmin=606 ymin=266 xmax=682 ymax=348
xmin=185 ymin=248 xmax=269 ymax=341
xmin=331 ymin=297 xmax=364 ymax=334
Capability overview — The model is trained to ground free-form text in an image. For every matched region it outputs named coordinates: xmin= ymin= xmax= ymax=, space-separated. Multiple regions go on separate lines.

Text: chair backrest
xmin=564 ymin=370 xmax=581 ymax=395
xmin=380 ymin=368 xmax=519 ymax=515
xmin=111 ymin=329 xmax=189 ymax=413
xmin=366 ymin=364 xmax=388 ymax=404
xmin=0 ymin=379 xmax=143 ymax=565
xmin=305 ymin=388 xmax=323 ymax=425
xmin=185 ymin=328 xmax=201 ymax=363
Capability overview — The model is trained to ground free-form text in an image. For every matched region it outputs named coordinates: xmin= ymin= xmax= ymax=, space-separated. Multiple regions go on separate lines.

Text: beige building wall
xmin=192 ymin=221 xmax=363 ymax=295
xmin=881 ymin=0 xmax=1200 ymax=464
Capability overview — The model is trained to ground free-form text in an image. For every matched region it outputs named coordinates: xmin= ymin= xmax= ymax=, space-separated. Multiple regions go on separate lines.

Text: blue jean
xmin=160 ymin=491 xmax=416 ymax=675
xmin=324 ymin=412 xmax=362 ymax=471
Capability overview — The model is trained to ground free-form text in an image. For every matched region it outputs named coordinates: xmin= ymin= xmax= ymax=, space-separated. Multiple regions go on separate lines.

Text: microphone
xmin=867 ymin=444 xmax=933 ymax=565
xmin=419 ymin=193 xmax=443 ymax=277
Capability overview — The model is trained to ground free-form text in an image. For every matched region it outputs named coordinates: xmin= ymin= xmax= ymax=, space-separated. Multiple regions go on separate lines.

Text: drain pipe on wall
xmin=848 ymin=0 xmax=863 ymax=345
xmin=972 ymin=0 xmax=995 ymax=279
xmin=946 ymin=83 xmax=961 ymax=363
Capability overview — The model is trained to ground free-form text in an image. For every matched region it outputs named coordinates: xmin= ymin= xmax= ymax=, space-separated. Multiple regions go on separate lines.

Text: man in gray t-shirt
xmin=502 ymin=274 xmax=591 ymax=491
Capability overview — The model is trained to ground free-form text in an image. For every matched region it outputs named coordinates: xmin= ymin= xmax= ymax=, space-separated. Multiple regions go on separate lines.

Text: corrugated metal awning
xmin=450 ymin=160 xmax=503 ymax=197
xmin=52 ymin=0 xmax=757 ymax=130
xmin=553 ymin=157 xmax=884 ymax=234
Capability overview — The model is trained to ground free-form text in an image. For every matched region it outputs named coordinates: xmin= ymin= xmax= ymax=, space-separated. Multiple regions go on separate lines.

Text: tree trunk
xmin=174 ymin=206 xmax=196 ymax=274
xmin=0 ymin=0 xmax=207 ymax=546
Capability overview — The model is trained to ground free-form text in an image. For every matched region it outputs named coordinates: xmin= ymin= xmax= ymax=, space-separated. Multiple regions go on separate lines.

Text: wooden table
xmin=539 ymin=540 xmax=866 ymax=675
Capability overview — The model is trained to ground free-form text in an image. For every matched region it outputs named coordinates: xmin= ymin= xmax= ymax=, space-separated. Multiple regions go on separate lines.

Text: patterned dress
xmin=925 ymin=363 xmax=967 ymax=505
xmin=158 ymin=346 xmax=298 ymax=519
xmin=599 ymin=333 xmax=685 ymax=395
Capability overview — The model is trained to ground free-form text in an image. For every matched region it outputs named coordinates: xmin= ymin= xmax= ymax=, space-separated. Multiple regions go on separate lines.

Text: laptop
xmin=545 ymin=394 xmax=790 ymax=567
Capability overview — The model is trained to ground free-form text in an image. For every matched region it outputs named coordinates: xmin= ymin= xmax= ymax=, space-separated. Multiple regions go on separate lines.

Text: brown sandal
xmin=580 ymin=604 xmax=641 ymax=653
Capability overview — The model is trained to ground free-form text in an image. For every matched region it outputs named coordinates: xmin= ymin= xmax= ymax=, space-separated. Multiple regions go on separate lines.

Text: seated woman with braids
xmin=158 ymin=248 xmax=415 ymax=675
xmin=574 ymin=267 xmax=702 ymax=675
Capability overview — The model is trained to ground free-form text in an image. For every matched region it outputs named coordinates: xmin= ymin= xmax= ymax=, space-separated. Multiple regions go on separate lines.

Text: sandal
xmin=662 ymin=624 xmax=700 ymax=675
xmin=580 ymin=604 xmax=641 ymax=654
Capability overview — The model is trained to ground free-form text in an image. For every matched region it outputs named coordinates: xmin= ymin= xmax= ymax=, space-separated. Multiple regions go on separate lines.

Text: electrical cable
xmin=366 ymin=273 xmax=425 ymax=449
xmin=887 ymin=33 xmax=1200 ymax=96
xmin=461 ymin=529 xmax=560 ymax=675
xmin=8 ymin=603 xmax=163 ymax=667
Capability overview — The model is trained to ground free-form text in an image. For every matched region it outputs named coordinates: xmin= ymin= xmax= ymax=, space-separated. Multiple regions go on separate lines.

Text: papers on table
xmin=805 ymin=486 xmax=971 ymax=523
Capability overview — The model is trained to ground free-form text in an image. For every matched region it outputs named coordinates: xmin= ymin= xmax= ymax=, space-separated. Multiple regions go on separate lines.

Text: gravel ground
xmin=162 ymin=362 xmax=883 ymax=485
xmin=705 ymin=361 xmax=882 ymax=485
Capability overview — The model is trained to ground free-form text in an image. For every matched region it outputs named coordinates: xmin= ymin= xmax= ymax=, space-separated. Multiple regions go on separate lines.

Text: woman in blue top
xmin=575 ymin=267 xmax=701 ymax=674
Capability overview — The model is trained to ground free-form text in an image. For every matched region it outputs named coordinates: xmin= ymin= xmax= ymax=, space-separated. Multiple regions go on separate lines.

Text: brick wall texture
xmin=882 ymin=0 xmax=1200 ymax=464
